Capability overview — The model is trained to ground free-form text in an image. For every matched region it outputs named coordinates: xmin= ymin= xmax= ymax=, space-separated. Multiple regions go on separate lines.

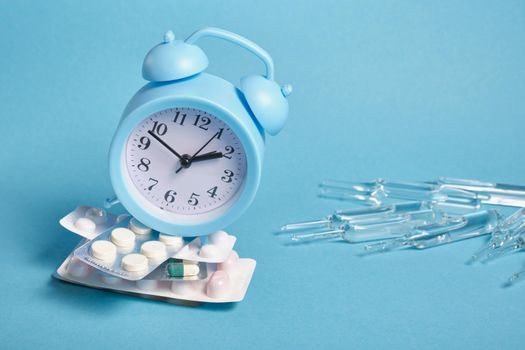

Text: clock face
xmin=125 ymin=107 xmax=247 ymax=215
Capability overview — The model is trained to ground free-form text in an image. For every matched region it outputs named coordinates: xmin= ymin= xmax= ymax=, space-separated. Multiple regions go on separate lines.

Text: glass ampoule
xmin=289 ymin=208 xmax=442 ymax=243
xmin=364 ymin=210 xmax=500 ymax=253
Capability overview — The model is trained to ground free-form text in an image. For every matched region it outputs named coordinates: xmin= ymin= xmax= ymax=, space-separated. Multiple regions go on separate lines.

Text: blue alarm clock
xmin=109 ymin=27 xmax=291 ymax=236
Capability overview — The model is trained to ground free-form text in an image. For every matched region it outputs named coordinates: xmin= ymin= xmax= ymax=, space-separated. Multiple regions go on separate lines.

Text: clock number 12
xmin=193 ymin=115 xmax=211 ymax=130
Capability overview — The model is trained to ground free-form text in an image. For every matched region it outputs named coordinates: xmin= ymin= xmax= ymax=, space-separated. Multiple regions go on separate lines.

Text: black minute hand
xmin=147 ymin=130 xmax=183 ymax=160
xmin=189 ymin=131 xmax=220 ymax=160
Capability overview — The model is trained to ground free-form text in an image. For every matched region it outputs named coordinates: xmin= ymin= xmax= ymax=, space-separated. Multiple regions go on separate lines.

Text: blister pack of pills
xmin=55 ymin=246 xmax=256 ymax=303
xmin=57 ymin=205 xmax=256 ymax=303
xmin=60 ymin=206 xmax=127 ymax=240
xmin=73 ymin=217 xmax=201 ymax=280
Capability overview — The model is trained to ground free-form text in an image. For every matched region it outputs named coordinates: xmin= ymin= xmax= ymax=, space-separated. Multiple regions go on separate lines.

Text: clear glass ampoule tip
xmin=503 ymin=270 xmax=525 ymax=288
xmin=364 ymin=238 xmax=406 ymax=253
xmin=290 ymin=230 xmax=344 ymax=242
xmin=467 ymin=244 xmax=498 ymax=264
xmin=281 ymin=219 xmax=331 ymax=232
xmin=480 ymin=241 xmax=522 ymax=263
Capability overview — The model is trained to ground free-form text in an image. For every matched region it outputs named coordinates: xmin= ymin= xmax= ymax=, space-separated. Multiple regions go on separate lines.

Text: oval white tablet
xmin=159 ymin=233 xmax=184 ymax=249
xmin=206 ymin=270 xmax=231 ymax=299
xmin=121 ymin=253 xmax=148 ymax=272
xmin=136 ymin=279 xmax=157 ymax=291
xmin=110 ymin=227 xmax=136 ymax=248
xmin=199 ymin=244 xmax=222 ymax=259
xmin=128 ymin=218 xmax=152 ymax=235
xmin=90 ymin=240 xmax=117 ymax=262
xmin=208 ymin=230 xmax=229 ymax=245
xmin=217 ymin=251 xmax=239 ymax=272
xmin=140 ymin=241 xmax=167 ymax=260
xmin=74 ymin=217 xmax=96 ymax=233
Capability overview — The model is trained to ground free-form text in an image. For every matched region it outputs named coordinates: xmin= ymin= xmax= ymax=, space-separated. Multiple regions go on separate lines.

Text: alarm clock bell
xmin=141 ymin=27 xmax=291 ymax=136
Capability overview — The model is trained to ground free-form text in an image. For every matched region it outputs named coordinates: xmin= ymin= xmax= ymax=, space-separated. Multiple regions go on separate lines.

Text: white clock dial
xmin=125 ymin=108 xmax=247 ymax=215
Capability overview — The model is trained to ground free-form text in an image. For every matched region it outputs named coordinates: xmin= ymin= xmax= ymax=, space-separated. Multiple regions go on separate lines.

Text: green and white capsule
xmin=166 ymin=262 xmax=200 ymax=277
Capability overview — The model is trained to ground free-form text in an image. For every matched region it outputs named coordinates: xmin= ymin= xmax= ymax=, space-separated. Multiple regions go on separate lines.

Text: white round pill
xmin=128 ymin=218 xmax=151 ymax=235
xmin=217 ymin=251 xmax=240 ymax=272
xmin=171 ymin=280 xmax=198 ymax=295
xmin=136 ymin=279 xmax=157 ymax=291
xmin=90 ymin=240 xmax=117 ymax=262
xmin=208 ymin=230 xmax=229 ymax=245
xmin=206 ymin=270 xmax=231 ymax=299
xmin=159 ymin=233 xmax=184 ymax=249
xmin=140 ymin=241 xmax=167 ymax=260
xmin=85 ymin=207 xmax=107 ymax=225
xmin=74 ymin=217 xmax=96 ymax=233
xmin=121 ymin=253 xmax=148 ymax=272
xmin=100 ymin=273 xmax=121 ymax=286
xmin=67 ymin=258 xmax=91 ymax=278
xmin=199 ymin=244 xmax=222 ymax=259
xmin=110 ymin=227 xmax=136 ymax=248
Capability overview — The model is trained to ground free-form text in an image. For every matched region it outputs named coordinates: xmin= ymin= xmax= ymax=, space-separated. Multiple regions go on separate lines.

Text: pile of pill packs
xmin=54 ymin=206 xmax=256 ymax=305
xmin=282 ymin=178 xmax=525 ymax=287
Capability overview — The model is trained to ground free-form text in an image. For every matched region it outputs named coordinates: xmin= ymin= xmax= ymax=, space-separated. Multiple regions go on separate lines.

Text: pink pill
xmin=206 ymin=270 xmax=231 ymax=299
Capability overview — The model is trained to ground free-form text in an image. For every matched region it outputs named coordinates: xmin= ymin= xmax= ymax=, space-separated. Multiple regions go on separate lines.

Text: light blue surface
xmin=1 ymin=1 xmax=524 ymax=349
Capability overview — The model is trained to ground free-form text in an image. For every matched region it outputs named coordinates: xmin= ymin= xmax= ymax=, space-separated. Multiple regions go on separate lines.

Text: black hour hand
xmin=175 ymin=151 xmax=223 ymax=174
xmin=192 ymin=151 xmax=224 ymax=162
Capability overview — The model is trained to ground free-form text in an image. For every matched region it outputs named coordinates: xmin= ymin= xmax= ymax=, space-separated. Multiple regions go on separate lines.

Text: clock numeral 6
xmin=164 ymin=190 xmax=177 ymax=203
xmin=207 ymin=186 xmax=218 ymax=198
xmin=188 ymin=192 xmax=200 ymax=206
xmin=150 ymin=121 xmax=168 ymax=136
xmin=137 ymin=157 xmax=151 ymax=172
xmin=138 ymin=136 xmax=150 ymax=150
xmin=221 ymin=169 xmax=234 ymax=183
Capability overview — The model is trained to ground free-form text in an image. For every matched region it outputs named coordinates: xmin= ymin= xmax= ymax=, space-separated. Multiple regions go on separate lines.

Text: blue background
xmin=1 ymin=1 xmax=524 ymax=349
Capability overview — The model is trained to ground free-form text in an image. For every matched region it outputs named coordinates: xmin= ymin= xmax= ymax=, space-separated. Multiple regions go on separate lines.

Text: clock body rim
xmin=109 ymin=73 xmax=265 ymax=236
